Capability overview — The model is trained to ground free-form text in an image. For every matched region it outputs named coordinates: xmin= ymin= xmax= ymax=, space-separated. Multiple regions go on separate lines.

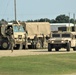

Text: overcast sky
xmin=0 ymin=0 xmax=76 ymax=21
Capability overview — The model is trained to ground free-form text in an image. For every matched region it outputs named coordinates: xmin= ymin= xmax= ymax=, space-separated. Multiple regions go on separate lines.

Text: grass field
xmin=0 ymin=53 xmax=76 ymax=75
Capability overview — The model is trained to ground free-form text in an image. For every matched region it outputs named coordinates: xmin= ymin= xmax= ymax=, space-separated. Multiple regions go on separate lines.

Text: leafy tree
xmin=39 ymin=18 xmax=51 ymax=22
xmin=55 ymin=14 xmax=69 ymax=23
xmin=70 ymin=18 xmax=74 ymax=23
xmin=0 ymin=19 xmax=7 ymax=25
xmin=1 ymin=19 xmax=5 ymax=21
xmin=26 ymin=20 xmax=33 ymax=22
xmin=50 ymin=19 xmax=56 ymax=23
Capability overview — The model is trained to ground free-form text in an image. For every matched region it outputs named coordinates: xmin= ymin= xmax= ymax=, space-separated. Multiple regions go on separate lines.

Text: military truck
xmin=23 ymin=22 xmax=51 ymax=49
xmin=0 ymin=22 xmax=25 ymax=50
xmin=47 ymin=32 xmax=76 ymax=51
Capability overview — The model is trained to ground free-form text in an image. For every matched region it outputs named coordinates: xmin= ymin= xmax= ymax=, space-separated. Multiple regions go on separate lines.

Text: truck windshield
xmin=13 ymin=25 xmax=24 ymax=32
xmin=58 ymin=27 xmax=67 ymax=31
xmin=62 ymin=34 xmax=70 ymax=37
xmin=52 ymin=34 xmax=60 ymax=37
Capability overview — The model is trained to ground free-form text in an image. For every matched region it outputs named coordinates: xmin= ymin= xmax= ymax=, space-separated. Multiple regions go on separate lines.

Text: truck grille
xmin=18 ymin=35 xmax=22 ymax=39
xmin=54 ymin=41 xmax=61 ymax=43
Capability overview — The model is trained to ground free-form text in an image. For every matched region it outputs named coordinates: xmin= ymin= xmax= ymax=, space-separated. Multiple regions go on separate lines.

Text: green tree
xmin=50 ymin=19 xmax=56 ymax=23
xmin=0 ymin=19 xmax=7 ymax=25
xmin=55 ymin=14 xmax=69 ymax=23
xmin=70 ymin=19 xmax=74 ymax=23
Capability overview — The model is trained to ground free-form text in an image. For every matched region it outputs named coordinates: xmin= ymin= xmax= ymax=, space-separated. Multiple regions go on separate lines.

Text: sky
xmin=0 ymin=0 xmax=76 ymax=21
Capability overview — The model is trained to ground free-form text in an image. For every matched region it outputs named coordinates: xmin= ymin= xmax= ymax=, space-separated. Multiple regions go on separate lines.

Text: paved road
xmin=0 ymin=49 xmax=76 ymax=57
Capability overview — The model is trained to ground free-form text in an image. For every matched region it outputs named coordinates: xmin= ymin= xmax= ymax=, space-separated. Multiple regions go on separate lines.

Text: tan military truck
xmin=47 ymin=32 xmax=76 ymax=51
xmin=0 ymin=22 xmax=25 ymax=50
xmin=23 ymin=22 xmax=51 ymax=49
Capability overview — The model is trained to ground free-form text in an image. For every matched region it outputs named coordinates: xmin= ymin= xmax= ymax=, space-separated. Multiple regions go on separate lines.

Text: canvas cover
xmin=25 ymin=22 xmax=51 ymax=36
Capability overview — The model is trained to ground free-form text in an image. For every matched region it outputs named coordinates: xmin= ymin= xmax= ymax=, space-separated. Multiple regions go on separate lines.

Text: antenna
xmin=14 ymin=0 xmax=17 ymax=21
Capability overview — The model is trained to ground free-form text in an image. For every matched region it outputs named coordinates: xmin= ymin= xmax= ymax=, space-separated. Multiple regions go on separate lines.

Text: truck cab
xmin=6 ymin=23 xmax=26 ymax=49
xmin=0 ymin=23 xmax=26 ymax=50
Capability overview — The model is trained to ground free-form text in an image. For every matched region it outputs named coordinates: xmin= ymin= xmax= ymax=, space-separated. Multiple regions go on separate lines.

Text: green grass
xmin=0 ymin=53 xmax=76 ymax=75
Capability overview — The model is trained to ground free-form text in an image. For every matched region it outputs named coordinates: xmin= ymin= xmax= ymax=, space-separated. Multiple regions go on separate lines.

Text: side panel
xmin=25 ymin=22 xmax=51 ymax=37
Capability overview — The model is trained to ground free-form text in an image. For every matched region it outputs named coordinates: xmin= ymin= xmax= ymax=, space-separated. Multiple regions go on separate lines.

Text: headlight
xmin=52 ymin=41 xmax=54 ymax=43
xmin=61 ymin=41 xmax=64 ymax=43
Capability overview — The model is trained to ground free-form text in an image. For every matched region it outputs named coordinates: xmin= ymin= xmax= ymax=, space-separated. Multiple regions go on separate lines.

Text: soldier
xmin=42 ymin=34 xmax=45 ymax=47
xmin=33 ymin=34 xmax=38 ymax=48
xmin=25 ymin=34 xmax=28 ymax=49
xmin=6 ymin=27 xmax=15 ymax=52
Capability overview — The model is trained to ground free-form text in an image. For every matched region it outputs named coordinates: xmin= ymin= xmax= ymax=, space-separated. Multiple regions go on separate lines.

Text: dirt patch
xmin=0 ymin=49 xmax=76 ymax=57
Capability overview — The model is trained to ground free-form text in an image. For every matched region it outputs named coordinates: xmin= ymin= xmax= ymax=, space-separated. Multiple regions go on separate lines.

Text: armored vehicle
xmin=47 ymin=32 xmax=76 ymax=51
xmin=23 ymin=22 xmax=51 ymax=49
xmin=0 ymin=22 xmax=25 ymax=50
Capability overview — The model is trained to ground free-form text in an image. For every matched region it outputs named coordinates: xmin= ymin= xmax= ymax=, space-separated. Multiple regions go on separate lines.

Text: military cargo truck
xmin=0 ymin=22 xmax=25 ymax=50
xmin=47 ymin=32 xmax=76 ymax=51
xmin=23 ymin=22 xmax=51 ymax=49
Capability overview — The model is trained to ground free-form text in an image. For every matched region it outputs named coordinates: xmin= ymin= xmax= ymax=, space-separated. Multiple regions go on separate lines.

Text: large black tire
xmin=73 ymin=47 xmax=76 ymax=51
xmin=14 ymin=44 xmax=20 ymax=50
xmin=48 ymin=43 xmax=52 ymax=52
xmin=55 ymin=48 xmax=59 ymax=51
xmin=66 ymin=43 xmax=70 ymax=51
xmin=1 ymin=41 xmax=9 ymax=50
xmin=36 ymin=40 xmax=42 ymax=49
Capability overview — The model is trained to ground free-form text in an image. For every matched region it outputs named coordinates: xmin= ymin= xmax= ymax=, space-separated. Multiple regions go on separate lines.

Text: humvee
xmin=47 ymin=32 xmax=76 ymax=51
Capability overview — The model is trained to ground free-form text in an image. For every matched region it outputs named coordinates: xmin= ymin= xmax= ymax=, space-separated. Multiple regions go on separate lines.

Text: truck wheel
xmin=14 ymin=44 xmax=20 ymax=49
xmin=66 ymin=43 xmax=70 ymax=51
xmin=1 ymin=41 xmax=9 ymax=50
xmin=36 ymin=40 xmax=42 ymax=49
xmin=48 ymin=43 xmax=52 ymax=51
xmin=55 ymin=48 xmax=59 ymax=51
xmin=73 ymin=47 xmax=76 ymax=51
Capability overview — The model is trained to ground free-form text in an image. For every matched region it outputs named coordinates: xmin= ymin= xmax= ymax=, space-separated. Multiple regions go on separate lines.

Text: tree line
xmin=0 ymin=14 xmax=76 ymax=25
xmin=27 ymin=14 xmax=76 ymax=23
